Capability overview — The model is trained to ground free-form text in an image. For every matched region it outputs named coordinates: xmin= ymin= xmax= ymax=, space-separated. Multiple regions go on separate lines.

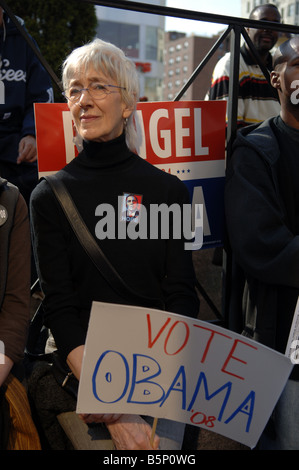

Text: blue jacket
xmin=0 ymin=12 xmax=53 ymax=163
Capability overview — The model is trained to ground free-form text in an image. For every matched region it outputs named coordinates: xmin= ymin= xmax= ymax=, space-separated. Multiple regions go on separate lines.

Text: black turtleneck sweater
xmin=30 ymin=134 xmax=199 ymax=361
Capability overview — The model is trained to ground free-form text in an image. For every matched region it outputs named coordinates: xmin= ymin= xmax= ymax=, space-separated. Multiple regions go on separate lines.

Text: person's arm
xmin=66 ymin=345 xmax=84 ymax=380
xmin=30 ymin=181 xmax=86 ymax=362
xmin=207 ymin=53 xmax=247 ymax=128
xmin=0 ymin=194 xmax=31 ymax=386
xmin=70 ymin=346 xmax=160 ymax=449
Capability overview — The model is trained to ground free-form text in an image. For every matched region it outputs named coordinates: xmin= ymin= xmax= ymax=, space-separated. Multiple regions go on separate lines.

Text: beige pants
xmin=57 ymin=411 xmax=185 ymax=450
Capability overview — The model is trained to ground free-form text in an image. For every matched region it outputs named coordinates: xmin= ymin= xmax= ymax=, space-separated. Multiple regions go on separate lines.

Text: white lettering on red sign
xmin=135 ymin=107 xmax=209 ymax=160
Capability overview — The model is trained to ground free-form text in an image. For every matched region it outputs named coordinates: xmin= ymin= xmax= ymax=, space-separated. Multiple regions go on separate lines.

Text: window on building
xmin=288 ymin=3 xmax=295 ymax=17
xmin=296 ymin=1 xmax=299 ymax=15
xmin=97 ymin=21 xmax=139 ymax=58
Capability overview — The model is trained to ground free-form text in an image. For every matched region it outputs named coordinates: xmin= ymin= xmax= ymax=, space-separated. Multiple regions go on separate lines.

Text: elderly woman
xmin=30 ymin=38 xmax=199 ymax=450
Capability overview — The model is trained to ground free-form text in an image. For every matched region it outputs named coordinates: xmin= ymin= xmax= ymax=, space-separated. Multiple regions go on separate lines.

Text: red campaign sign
xmin=34 ymin=101 xmax=226 ymax=249
xmin=34 ymin=103 xmax=76 ymax=173
xmin=34 ymin=101 xmax=226 ymax=176
xmin=136 ymin=101 xmax=225 ymax=166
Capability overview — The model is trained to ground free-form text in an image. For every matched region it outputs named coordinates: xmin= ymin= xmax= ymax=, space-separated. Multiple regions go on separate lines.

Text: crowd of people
xmin=1 ymin=2 xmax=299 ymax=451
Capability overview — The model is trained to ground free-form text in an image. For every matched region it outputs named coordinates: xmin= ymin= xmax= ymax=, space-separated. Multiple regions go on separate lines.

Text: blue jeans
xmin=259 ymin=379 xmax=299 ymax=450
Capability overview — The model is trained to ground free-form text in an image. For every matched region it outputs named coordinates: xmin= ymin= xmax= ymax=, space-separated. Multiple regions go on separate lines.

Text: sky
xmin=165 ymin=0 xmax=242 ymax=36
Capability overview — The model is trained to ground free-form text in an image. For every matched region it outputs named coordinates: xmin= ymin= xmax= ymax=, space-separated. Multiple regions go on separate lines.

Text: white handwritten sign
xmin=77 ymin=302 xmax=293 ymax=449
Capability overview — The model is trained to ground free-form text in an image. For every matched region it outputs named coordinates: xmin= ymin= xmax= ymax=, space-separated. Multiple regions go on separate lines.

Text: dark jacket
xmin=225 ymin=118 xmax=299 ymax=373
xmin=0 ymin=177 xmax=17 ymax=307
xmin=0 ymin=12 xmax=53 ymax=163
xmin=0 ymin=177 xmax=31 ymax=362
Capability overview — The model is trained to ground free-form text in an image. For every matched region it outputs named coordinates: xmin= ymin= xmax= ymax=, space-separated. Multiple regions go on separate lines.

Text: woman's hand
xmin=68 ymin=348 xmax=159 ymax=449
xmin=106 ymin=414 xmax=160 ymax=450
xmin=79 ymin=413 xmax=160 ymax=450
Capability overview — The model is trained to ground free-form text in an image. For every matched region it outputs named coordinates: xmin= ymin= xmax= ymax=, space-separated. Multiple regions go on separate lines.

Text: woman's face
xmin=67 ymin=65 xmax=133 ymax=143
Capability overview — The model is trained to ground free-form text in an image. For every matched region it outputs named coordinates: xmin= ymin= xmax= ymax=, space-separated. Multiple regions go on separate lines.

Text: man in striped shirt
xmin=206 ymin=4 xmax=282 ymax=128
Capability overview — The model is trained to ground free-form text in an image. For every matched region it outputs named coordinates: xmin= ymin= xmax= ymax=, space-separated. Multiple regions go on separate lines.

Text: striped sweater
xmin=206 ymin=44 xmax=281 ymax=127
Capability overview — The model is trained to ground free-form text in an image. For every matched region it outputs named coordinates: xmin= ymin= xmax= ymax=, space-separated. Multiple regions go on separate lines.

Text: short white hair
xmin=62 ymin=38 xmax=140 ymax=151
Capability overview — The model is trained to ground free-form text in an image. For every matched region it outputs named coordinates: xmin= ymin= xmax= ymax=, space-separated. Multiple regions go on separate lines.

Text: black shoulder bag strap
xmin=44 ymin=175 xmax=164 ymax=310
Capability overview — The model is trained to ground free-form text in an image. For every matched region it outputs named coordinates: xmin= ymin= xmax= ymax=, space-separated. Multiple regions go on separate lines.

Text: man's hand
xmin=17 ymin=135 xmax=37 ymax=163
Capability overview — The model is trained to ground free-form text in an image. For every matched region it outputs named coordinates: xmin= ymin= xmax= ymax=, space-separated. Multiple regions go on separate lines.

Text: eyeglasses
xmin=62 ymin=83 xmax=126 ymax=103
